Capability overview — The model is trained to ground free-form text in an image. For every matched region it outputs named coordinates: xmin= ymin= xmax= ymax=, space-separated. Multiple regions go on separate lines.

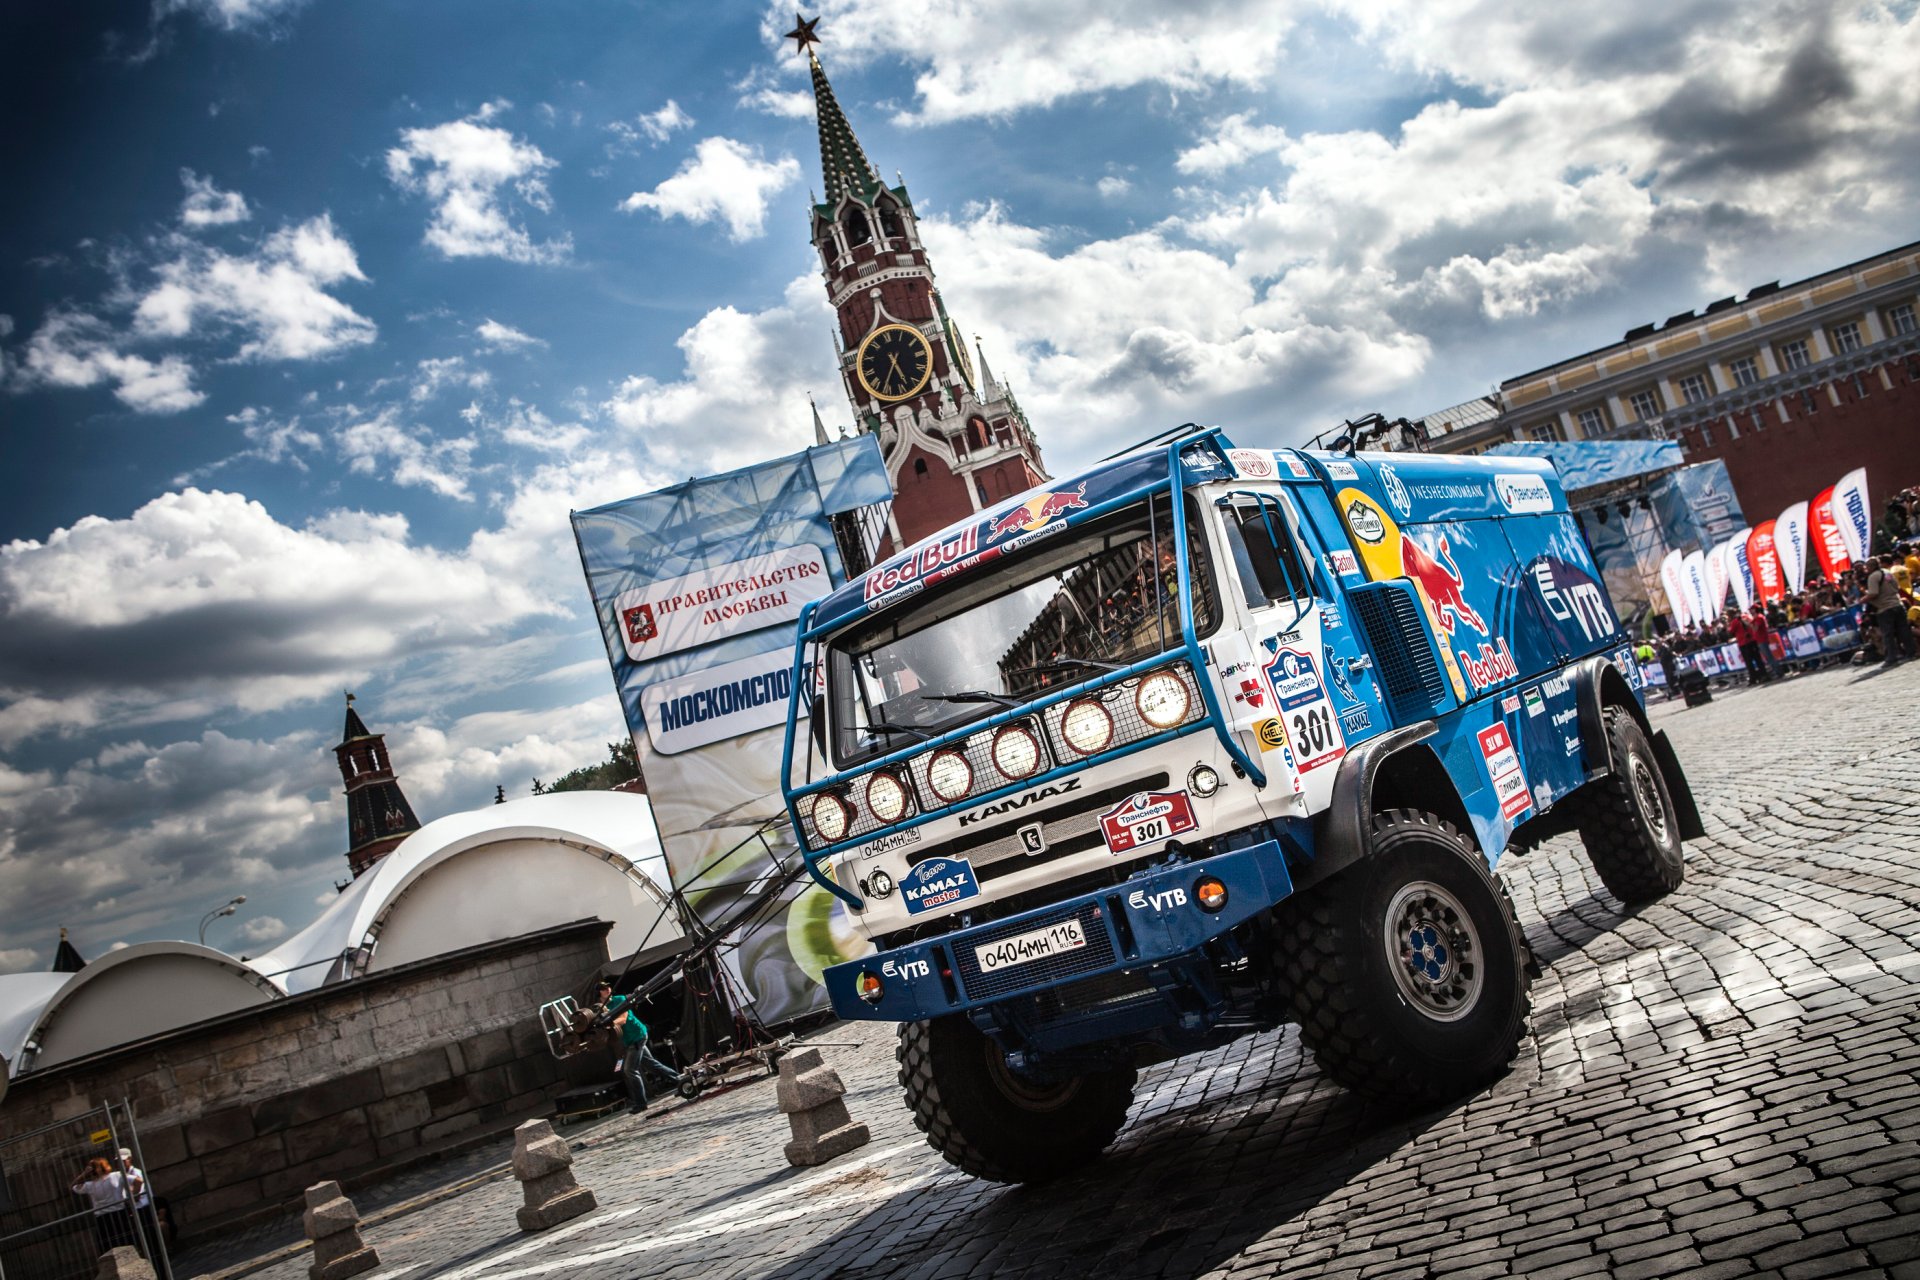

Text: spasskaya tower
xmin=788 ymin=14 xmax=1047 ymax=549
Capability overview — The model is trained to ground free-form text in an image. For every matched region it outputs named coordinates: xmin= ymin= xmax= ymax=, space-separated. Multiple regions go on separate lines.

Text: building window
xmin=1529 ymin=422 xmax=1564 ymax=443
xmin=1698 ymin=421 xmax=1715 ymax=447
xmin=1678 ymin=373 xmax=1712 ymax=404
xmin=1629 ymin=388 xmax=1662 ymax=421
xmin=1779 ymin=338 xmax=1811 ymax=370
xmin=1830 ymin=321 xmax=1862 ymax=354
xmin=1889 ymin=302 xmax=1917 ymax=337
xmin=1728 ymin=356 xmax=1760 ymax=386
xmin=1576 ymin=406 xmax=1607 ymax=436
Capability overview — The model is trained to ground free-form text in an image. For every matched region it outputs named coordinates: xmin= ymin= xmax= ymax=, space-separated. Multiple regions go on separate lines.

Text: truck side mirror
xmin=808 ymin=693 xmax=828 ymax=761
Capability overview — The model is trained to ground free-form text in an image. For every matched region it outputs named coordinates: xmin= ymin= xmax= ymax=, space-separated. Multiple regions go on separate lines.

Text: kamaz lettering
xmin=956 ymin=779 xmax=1081 ymax=827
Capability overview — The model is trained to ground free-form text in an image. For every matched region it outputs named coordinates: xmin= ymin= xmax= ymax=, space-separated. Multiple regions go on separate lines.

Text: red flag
xmin=1808 ymin=486 xmax=1852 ymax=579
xmin=1747 ymin=521 xmax=1785 ymax=603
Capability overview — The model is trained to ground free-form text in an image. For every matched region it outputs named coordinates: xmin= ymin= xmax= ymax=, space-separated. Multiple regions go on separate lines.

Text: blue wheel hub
xmin=1383 ymin=880 xmax=1483 ymax=1023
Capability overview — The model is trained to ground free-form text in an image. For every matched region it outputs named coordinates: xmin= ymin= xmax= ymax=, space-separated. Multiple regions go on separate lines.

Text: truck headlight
xmin=991 ymin=724 xmax=1042 ymax=779
xmin=926 ymin=749 xmax=973 ymax=803
xmin=867 ymin=771 xmax=909 ymax=823
xmin=1194 ymin=875 xmax=1229 ymax=912
xmin=864 ymin=869 xmax=895 ymax=899
xmin=813 ymin=793 xmax=852 ymax=843
xmin=1136 ymin=671 xmax=1191 ymax=729
xmin=1188 ymin=764 xmax=1221 ymax=797
xmin=1061 ymin=700 xmax=1115 ymax=755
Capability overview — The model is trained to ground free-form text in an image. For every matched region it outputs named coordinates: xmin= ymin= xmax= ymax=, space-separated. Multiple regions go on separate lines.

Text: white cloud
xmin=334 ymin=406 xmax=478 ymax=500
xmin=476 ymin=318 xmax=545 ymax=350
xmin=0 ymin=488 xmax=558 ymax=742
xmin=411 ymin=354 xmax=490 ymax=402
xmin=637 ymin=100 xmax=694 ymax=143
xmin=1096 ymin=175 xmax=1131 ymax=199
xmin=733 ymin=67 xmax=814 ymax=119
xmin=131 ymin=214 xmax=375 ymax=360
xmin=620 ymin=137 xmax=800 ymax=241
xmin=178 ymin=169 xmax=250 ymax=227
xmin=1175 ymin=113 xmax=1292 ymax=175
xmin=0 ymin=947 xmax=38 ymax=973
xmin=156 ymin=0 xmax=308 ymax=31
xmin=387 ymin=103 xmax=570 ymax=264
xmin=173 ymin=406 xmax=324 ymax=484
xmin=13 ymin=312 xmax=204 ymax=413
xmin=233 ymin=915 xmax=287 ymax=946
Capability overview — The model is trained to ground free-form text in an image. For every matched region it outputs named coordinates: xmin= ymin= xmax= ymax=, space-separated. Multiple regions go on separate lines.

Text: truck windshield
xmin=828 ymin=494 xmax=1218 ymax=767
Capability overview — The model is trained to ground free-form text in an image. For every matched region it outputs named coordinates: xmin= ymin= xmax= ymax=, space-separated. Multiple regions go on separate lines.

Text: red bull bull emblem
xmin=987 ymin=482 xmax=1089 ymax=543
xmin=1400 ymin=534 xmax=1488 ymax=638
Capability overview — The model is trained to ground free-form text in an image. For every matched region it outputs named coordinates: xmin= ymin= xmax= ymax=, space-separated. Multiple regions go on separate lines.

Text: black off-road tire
xmin=1576 ymin=706 xmax=1686 ymax=905
xmin=896 ymin=1015 xmax=1136 ymax=1184
xmin=1276 ymin=808 xmax=1533 ymax=1102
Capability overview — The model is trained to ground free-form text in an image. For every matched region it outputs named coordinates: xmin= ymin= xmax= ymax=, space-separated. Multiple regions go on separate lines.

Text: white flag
xmin=1831 ymin=467 xmax=1872 ymax=563
xmin=1660 ymin=550 xmax=1690 ymax=628
xmin=1774 ymin=500 xmax=1809 ymax=591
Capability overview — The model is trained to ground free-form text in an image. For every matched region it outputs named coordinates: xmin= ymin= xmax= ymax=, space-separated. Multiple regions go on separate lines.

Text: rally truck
xmin=778 ymin=425 xmax=1702 ymax=1183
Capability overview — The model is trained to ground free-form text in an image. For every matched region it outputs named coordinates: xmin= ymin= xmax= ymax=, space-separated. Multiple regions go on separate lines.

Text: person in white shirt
xmin=71 ymin=1158 xmax=135 ymax=1254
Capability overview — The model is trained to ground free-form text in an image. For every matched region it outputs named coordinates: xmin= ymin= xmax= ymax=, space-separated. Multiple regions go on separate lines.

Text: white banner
xmin=613 ymin=545 xmax=829 ymax=662
xmin=1705 ymin=542 xmax=1732 ymax=618
xmin=1683 ymin=549 xmax=1712 ymax=627
xmin=1775 ymin=500 xmax=1809 ymax=591
xmin=1660 ymin=550 xmax=1691 ymax=628
xmin=640 ymin=647 xmax=814 ymax=756
xmin=1727 ymin=528 xmax=1755 ymax=611
xmin=1832 ymin=467 xmax=1872 ymax=563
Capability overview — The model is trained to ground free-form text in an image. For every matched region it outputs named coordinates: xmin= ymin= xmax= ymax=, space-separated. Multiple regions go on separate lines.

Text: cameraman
xmin=593 ymin=982 xmax=682 ymax=1113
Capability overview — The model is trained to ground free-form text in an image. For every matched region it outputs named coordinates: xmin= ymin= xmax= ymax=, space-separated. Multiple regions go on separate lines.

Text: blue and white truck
xmin=779 ymin=426 xmax=1702 ymax=1183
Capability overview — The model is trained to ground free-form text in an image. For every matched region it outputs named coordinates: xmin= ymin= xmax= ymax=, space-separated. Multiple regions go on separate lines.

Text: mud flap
xmin=1649 ymin=728 xmax=1706 ymax=840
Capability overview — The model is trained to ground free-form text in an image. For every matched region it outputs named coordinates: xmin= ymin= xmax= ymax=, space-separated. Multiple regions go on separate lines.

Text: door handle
xmin=1346 ymin=655 xmax=1373 ymax=676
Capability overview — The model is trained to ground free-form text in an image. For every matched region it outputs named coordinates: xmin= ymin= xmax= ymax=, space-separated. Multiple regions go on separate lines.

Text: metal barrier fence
xmin=0 ymin=1101 xmax=172 ymax=1280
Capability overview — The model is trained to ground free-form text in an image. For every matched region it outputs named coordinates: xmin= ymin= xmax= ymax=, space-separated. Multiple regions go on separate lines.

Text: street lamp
xmin=198 ymin=895 xmax=248 ymax=946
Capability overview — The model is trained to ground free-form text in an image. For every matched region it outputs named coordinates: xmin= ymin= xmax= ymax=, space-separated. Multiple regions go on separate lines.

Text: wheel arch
xmin=1569 ymin=653 xmax=1704 ymax=840
xmin=1302 ymin=722 xmax=1478 ymax=893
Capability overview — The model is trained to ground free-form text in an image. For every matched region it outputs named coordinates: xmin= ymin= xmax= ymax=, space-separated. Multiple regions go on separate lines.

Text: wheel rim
xmin=1628 ymin=753 xmax=1671 ymax=847
xmin=1382 ymin=880 xmax=1483 ymax=1023
xmin=984 ymin=1044 xmax=1084 ymax=1113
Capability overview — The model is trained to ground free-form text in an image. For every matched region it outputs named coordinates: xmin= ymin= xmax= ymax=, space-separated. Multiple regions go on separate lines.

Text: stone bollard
xmin=303 ymin=1182 xmax=379 ymax=1280
xmin=777 ymin=1047 xmax=870 ymax=1167
xmin=94 ymin=1246 xmax=154 ymax=1280
xmin=512 ymin=1118 xmax=597 ymax=1232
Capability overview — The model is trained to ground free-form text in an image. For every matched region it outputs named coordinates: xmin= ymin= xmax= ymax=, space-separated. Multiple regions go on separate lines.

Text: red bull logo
xmin=987 ymin=482 xmax=1089 ymax=542
xmin=1401 ymin=533 xmax=1488 ymax=637
xmin=863 ymin=525 xmax=980 ymax=601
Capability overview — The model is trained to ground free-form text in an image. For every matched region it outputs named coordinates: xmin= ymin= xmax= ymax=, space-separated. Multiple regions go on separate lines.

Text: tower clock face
xmin=856 ymin=324 xmax=934 ymax=402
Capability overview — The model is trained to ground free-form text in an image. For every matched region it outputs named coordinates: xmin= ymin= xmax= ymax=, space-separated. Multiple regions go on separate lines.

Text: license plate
xmin=974 ymin=919 xmax=1088 ymax=974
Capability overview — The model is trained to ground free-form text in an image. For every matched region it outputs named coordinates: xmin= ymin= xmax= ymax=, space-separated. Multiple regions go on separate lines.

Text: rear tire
xmin=1576 ymin=707 xmax=1685 ymax=905
xmin=896 ymin=1015 xmax=1136 ymax=1184
xmin=1277 ymin=808 xmax=1532 ymax=1102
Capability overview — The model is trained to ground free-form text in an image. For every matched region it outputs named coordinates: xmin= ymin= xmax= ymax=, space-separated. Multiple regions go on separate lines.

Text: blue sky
xmin=3 ymin=0 xmax=1917 ymax=968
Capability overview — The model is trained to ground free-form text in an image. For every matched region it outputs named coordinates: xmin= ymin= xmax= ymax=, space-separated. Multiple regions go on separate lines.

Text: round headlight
xmin=867 ymin=771 xmax=909 ymax=824
xmin=1188 ymin=764 xmax=1222 ymax=797
xmin=991 ymin=724 xmax=1042 ymax=779
xmin=1136 ymin=671 xmax=1191 ymax=729
xmin=864 ymin=869 xmax=895 ymax=899
xmin=856 ymin=970 xmax=885 ymax=1004
xmin=926 ymin=749 xmax=973 ymax=804
xmin=812 ymin=793 xmax=852 ymax=843
xmin=1060 ymin=700 xmax=1115 ymax=756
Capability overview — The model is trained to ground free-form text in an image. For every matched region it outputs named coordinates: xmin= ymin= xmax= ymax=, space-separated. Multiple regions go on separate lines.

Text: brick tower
xmin=335 ymin=694 xmax=421 ymax=878
xmin=790 ymin=16 xmax=1048 ymax=549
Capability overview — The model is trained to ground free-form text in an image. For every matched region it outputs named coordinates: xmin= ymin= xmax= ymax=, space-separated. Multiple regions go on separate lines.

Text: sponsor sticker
xmin=987 ymin=482 xmax=1090 ymax=543
xmin=1254 ymin=716 xmax=1289 ymax=752
xmin=1099 ymin=790 xmax=1199 ymax=854
xmin=1494 ymin=472 xmax=1555 ymax=513
xmin=1477 ymin=723 xmax=1533 ymax=820
xmin=1501 ymin=694 xmax=1522 ymax=716
xmin=1340 ymin=707 xmax=1373 ymax=735
xmin=1522 ymin=686 xmax=1545 ymax=717
xmin=856 ymin=827 xmax=923 ymax=860
xmin=1378 ymin=462 xmax=1412 ymax=517
xmin=1227 ymin=448 xmax=1277 ymax=479
xmin=1344 ymin=497 xmax=1387 ymax=543
xmin=900 ymin=857 xmax=980 ymax=915
xmin=1264 ymin=647 xmax=1346 ymax=771
xmin=1325 ymin=549 xmax=1362 ymax=578
xmin=1127 ymin=885 xmax=1190 ymax=913
xmin=1325 ymin=459 xmax=1359 ymax=481
xmin=1284 ymin=456 xmax=1311 ymax=478
xmin=615 ymin=545 xmax=827 ymax=661
xmin=1322 ymin=602 xmax=1343 ymax=630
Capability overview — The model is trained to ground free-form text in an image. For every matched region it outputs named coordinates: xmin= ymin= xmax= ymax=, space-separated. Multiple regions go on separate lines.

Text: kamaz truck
xmin=778 ymin=426 xmax=1702 ymax=1183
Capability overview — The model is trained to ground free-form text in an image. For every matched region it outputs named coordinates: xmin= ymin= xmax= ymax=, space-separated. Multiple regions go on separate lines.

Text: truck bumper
xmin=823 ymin=841 xmax=1294 ymax=1022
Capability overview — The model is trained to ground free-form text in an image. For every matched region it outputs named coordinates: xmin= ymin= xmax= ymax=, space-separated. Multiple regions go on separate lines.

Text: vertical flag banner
xmin=572 ymin=437 xmax=893 ymax=1023
xmin=1660 ymin=550 xmax=1691 ymax=627
xmin=1706 ymin=541 xmax=1732 ymax=617
xmin=1682 ymin=549 xmax=1712 ymax=625
xmin=1774 ymin=500 xmax=1810 ymax=592
xmin=1830 ymin=467 xmax=1872 ymax=563
xmin=1809 ymin=486 xmax=1853 ymax=578
xmin=1728 ymin=528 xmax=1756 ymax=610
xmin=1748 ymin=521 xmax=1785 ymax=603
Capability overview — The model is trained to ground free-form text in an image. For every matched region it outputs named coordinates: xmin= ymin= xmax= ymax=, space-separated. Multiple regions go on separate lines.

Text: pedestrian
xmin=1747 ymin=603 xmax=1783 ymax=682
xmin=1727 ymin=608 xmax=1763 ymax=686
xmin=602 ymin=984 xmax=682 ymax=1113
xmin=1865 ymin=552 xmax=1916 ymax=666
xmin=118 ymin=1148 xmax=168 ymax=1268
xmin=71 ymin=1157 xmax=136 ymax=1256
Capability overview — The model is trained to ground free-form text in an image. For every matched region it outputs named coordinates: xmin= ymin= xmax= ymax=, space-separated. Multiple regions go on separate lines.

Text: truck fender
xmin=1568 ymin=653 xmax=1705 ymax=841
xmin=1298 ymin=721 xmax=1438 ymax=893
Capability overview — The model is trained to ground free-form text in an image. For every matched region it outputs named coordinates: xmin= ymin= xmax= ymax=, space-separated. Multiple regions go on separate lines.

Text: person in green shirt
xmin=596 ymin=981 xmax=682 ymax=1112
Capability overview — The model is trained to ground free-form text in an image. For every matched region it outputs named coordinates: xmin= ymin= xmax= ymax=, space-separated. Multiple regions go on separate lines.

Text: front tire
xmin=1277 ymin=809 xmax=1533 ymax=1102
xmin=896 ymin=1015 xmax=1136 ymax=1184
xmin=1576 ymin=707 xmax=1685 ymax=905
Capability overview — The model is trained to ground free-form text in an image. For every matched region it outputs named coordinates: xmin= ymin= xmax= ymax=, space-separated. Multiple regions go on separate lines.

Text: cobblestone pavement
xmin=180 ymin=662 xmax=1920 ymax=1280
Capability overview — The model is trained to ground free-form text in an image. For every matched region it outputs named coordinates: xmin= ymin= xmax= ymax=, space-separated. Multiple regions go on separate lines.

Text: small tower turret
xmin=334 ymin=694 xmax=421 ymax=878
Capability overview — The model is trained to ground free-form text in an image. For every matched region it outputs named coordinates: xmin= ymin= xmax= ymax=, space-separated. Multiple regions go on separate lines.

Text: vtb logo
xmin=988 ymin=482 xmax=1089 ymax=541
xmin=1401 ymin=534 xmax=1487 ymax=637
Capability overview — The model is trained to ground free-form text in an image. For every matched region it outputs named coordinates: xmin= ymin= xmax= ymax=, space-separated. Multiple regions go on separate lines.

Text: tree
xmin=531 ymin=739 xmax=641 ymax=795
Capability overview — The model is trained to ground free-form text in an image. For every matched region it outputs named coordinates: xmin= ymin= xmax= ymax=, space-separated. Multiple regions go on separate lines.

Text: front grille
xmin=1350 ymin=582 xmax=1445 ymax=718
xmin=954 ymin=901 xmax=1116 ymax=1001
xmin=909 ymin=772 xmax=1170 ymax=881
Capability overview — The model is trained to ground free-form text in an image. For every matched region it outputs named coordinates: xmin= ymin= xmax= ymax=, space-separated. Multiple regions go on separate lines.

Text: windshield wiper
xmin=1005 ymin=655 xmax=1124 ymax=678
xmin=923 ymin=690 xmax=1022 ymax=709
xmin=862 ymin=717 xmax=936 ymax=743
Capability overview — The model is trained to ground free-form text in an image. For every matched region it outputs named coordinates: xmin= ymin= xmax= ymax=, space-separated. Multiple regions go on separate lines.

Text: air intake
xmin=1348 ymin=582 xmax=1446 ymax=720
